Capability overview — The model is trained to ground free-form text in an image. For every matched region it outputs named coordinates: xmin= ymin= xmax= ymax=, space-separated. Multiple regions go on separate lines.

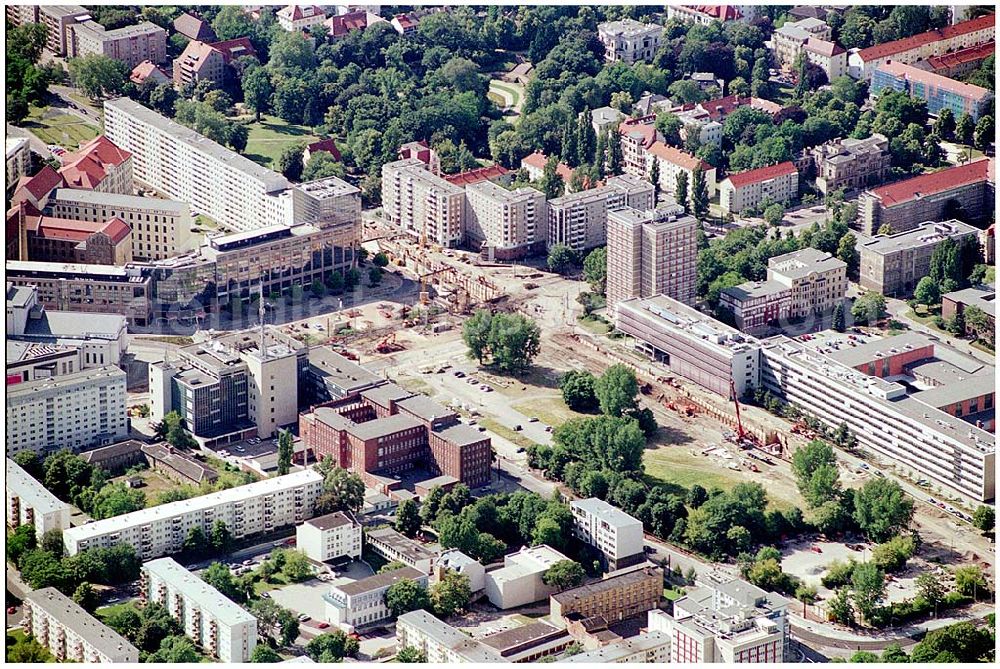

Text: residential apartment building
xmin=277 ymin=5 xmax=327 ymax=32
xmin=872 ymin=60 xmax=993 ymax=121
xmin=396 ymin=610 xmax=504 ymax=663
xmin=150 ymin=327 xmax=302 ymax=443
xmin=646 ymin=142 xmax=717 ymax=201
xmin=173 ymin=12 xmax=216 ymax=41
xmin=772 ymin=17 xmax=831 ymax=68
xmin=858 ymin=159 xmax=994 ymax=235
xmin=7 ymin=342 xmax=82 ymax=385
xmin=141 ymin=558 xmax=257 ymax=662
xmin=7 ymin=137 xmax=31 ymax=185
xmin=6 ymin=457 xmax=72 ymax=540
xmin=325 ymin=566 xmax=429 ymax=631
xmin=174 ymin=40 xmax=228 ymax=88
xmin=296 ymin=511 xmax=362 ymax=562
xmin=547 ymin=175 xmax=655 ymax=252
xmin=759 ymin=334 xmax=995 ymax=501
xmin=850 ymin=14 xmax=995 ymax=80
xmin=104 ymin=98 xmax=295 ymax=232
xmin=68 ymin=20 xmax=167 ymax=68
xmin=6 ymin=365 xmax=127 ymax=456
xmin=485 ymin=545 xmax=570 ymax=610
xmin=858 ymin=219 xmax=980 ymax=296
xmin=4 ymin=261 xmax=154 ymax=326
xmin=550 ymin=565 xmax=663 ymax=625
xmin=62 ymin=469 xmax=325 ymax=557
xmin=24 ymin=588 xmax=139 ymax=663
xmin=615 ymin=295 xmax=760 ymax=398
xmin=464 ymin=181 xmax=547 ymax=260
xmin=37 ymin=5 xmax=92 ymax=56
xmin=570 ymin=498 xmax=645 ymax=571
xmin=666 ymin=5 xmax=752 ymax=25
xmin=46 ymin=188 xmax=195 ymax=261
xmin=618 ymin=117 xmax=660 ymax=177
xmin=664 ymin=575 xmax=790 ymax=663
xmin=591 ymin=106 xmax=627 ymax=136
xmin=765 ymin=248 xmax=848 ymax=321
xmin=719 ymin=161 xmax=799 ymax=214
xmin=597 ymin=19 xmax=663 ymax=64
xmin=326 ymin=11 xmax=387 ymax=40
xmin=382 ymin=158 xmax=466 ymax=248
xmin=299 ymin=377 xmax=492 ymax=488
xmin=803 ymin=38 xmax=848 ymax=81
xmin=58 ymin=135 xmax=133 ymax=195
xmin=916 ymin=41 xmax=995 ymax=78
xmin=366 ymin=527 xmax=437 ymax=573
xmin=561 ymin=631 xmax=671 ymax=663
xmin=606 ymin=205 xmax=698 ymax=312
xmin=810 ymin=134 xmax=891 ymax=195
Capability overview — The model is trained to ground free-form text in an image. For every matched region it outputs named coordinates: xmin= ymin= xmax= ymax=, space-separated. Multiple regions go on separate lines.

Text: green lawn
xmin=243 ymin=114 xmax=321 ymax=170
xmin=479 ymin=417 xmax=536 ymax=449
xmin=95 ymin=602 xmax=135 ymax=623
xmin=642 ymin=445 xmax=744 ymax=495
xmin=488 ymin=79 xmax=522 ymax=108
xmin=577 ymin=314 xmax=612 ymax=335
xmin=23 ymin=104 xmax=99 ymax=149
xmin=663 ymin=587 xmax=685 ymax=601
xmin=6 ymin=628 xmax=56 ymax=663
xmin=512 ymin=397 xmax=588 ymax=428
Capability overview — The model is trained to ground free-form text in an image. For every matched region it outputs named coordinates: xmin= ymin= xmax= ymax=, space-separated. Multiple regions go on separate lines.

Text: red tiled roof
xmin=725 ymin=161 xmax=798 ymax=188
xmin=680 ymin=5 xmax=743 ymax=21
xmin=925 ymin=41 xmax=995 ymax=72
xmin=58 ymin=136 xmax=131 ymax=190
xmin=699 ymin=95 xmax=782 ymax=121
xmin=209 ymin=37 xmax=257 ymax=64
xmin=869 ymin=159 xmax=992 ymax=207
xmin=858 ymin=14 xmax=995 ymax=63
xmin=878 ymin=60 xmax=992 ymax=100
xmin=803 ymin=37 xmax=846 ymax=58
xmin=326 ymin=11 xmax=372 ymax=37
xmin=444 ymin=165 xmax=510 ymax=186
xmin=306 ymin=139 xmax=342 ymax=162
xmin=130 ymin=60 xmax=169 ymax=85
xmin=619 ymin=117 xmax=659 ymax=148
xmin=13 ymin=166 xmax=64 ymax=204
xmin=647 ymin=142 xmax=711 ymax=172
xmin=394 ymin=14 xmax=417 ymax=29
xmin=31 ymin=215 xmax=132 ymax=245
xmin=520 ymin=152 xmax=602 ymax=188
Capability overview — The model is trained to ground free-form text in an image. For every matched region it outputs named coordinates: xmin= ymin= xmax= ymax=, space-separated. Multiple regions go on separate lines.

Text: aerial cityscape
xmin=3 ymin=2 xmax=997 ymax=665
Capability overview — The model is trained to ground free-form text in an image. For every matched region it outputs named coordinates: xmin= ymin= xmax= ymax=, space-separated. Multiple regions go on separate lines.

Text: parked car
xmin=528 ymin=417 xmax=539 ymax=423
xmin=298 ymin=614 xmax=311 ymax=622
xmin=7 ymin=606 xmax=16 ymax=614
xmin=317 ymin=623 xmax=329 ymax=629
xmin=514 ymin=424 xmax=522 ymax=431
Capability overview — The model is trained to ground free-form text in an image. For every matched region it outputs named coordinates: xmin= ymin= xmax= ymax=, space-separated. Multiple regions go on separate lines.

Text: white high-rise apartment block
xmin=598 ymin=18 xmax=663 ymax=64
xmin=24 ymin=588 xmax=139 ymax=663
xmin=6 ymin=366 xmax=128 ymax=456
xmin=62 ymin=469 xmax=324 ymax=557
xmin=464 ymin=180 xmax=547 ymax=259
xmin=141 ymin=558 xmax=258 ymax=663
xmin=296 ymin=511 xmax=362 ymax=562
xmin=570 ymin=498 xmax=645 ymax=570
xmin=382 ymin=158 xmax=466 ymax=247
xmin=6 ymin=458 xmax=72 ymax=540
xmin=46 ymin=188 xmax=195 ymax=261
xmin=606 ymin=205 xmax=698 ymax=313
xmin=547 ymin=174 xmax=655 ymax=253
xmin=103 ymin=98 xmax=294 ymax=232
xmin=7 ymin=136 xmax=31 ymax=184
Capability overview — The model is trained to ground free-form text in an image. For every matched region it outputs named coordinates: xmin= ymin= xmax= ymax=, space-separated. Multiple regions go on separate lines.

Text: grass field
xmin=663 ymin=587 xmax=685 ymax=601
xmin=112 ymin=469 xmax=177 ymax=506
xmin=488 ymin=79 xmax=523 ymax=108
xmin=95 ymin=602 xmax=134 ymax=623
xmin=6 ymin=628 xmax=56 ymax=663
xmin=24 ymin=105 xmax=99 ymax=149
xmin=577 ymin=314 xmax=612 ymax=335
xmin=512 ymin=397 xmax=588 ymax=428
xmin=479 ymin=417 xmax=536 ymax=450
xmin=642 ymin=445 xmax=743 ymax=496
xmin=243 ymin=114 xmax=321 ymax=170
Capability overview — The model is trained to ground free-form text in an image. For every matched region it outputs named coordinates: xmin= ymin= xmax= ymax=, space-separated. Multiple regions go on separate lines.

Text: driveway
xmin=269 ymin=560 xmax=374 ymax=623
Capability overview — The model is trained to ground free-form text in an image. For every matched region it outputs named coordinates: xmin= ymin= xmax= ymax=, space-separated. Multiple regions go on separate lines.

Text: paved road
xmin=886 ymin=294 xmax=995 ymax=365
xmin=6 ymin=123 xmax=53 ymax=160
xmin=49 ymin=84 xmax=103 ymax=125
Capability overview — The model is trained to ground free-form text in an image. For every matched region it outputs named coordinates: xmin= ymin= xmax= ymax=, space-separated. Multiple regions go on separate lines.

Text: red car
xmin=810 ymin=546 xmax=823 ymax=554
xmin=7 ymin=606 xmax=16 ymax=614
xmin=317 ymin=623 xmax=330 ymax=630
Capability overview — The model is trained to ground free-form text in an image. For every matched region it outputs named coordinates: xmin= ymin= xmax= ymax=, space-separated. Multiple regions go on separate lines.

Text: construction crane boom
xmin=730 ymin=378 xmax=747 ymax=441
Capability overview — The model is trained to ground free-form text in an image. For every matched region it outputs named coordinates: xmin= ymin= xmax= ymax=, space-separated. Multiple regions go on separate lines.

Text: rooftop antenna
xmin=258 ymin=282 xmax=266 ymax=359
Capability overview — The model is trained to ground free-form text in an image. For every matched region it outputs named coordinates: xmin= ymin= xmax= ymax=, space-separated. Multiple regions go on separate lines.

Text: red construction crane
xmin=730 ymin=378 xmax=747 ymax=441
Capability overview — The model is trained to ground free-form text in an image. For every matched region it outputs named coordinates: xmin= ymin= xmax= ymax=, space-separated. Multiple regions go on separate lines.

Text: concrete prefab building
xmin=560 ymin=631 xmax=671 ymax=663
xmin=464 ymin=180 xmax=547 ymax=260
xmin=547 ymin=175 xmax=655 ymax=253
xmin=6 ymin=458 xmax=72 ymax=540
xmin=296 ymin=511 xmax=362 ymax=562
xmin=6 ymin=365 xmax=128 ymax=456
xmin=141 ymin=558 xmax=257 ymax=663
xmin=396 ymin=610 xmax=504 ymax=663
xmin=62 ymin=469 xmax=324 ymax=557
xmin=382 ymin=158 xmax=466 ymax=248
xmin=24 ymin=588 xmax=139 ymax=663
xmin=484 ymin=544 xmax=569 ymax=610
xmin=615 ymin=295 xmax=760 ymax=398
xmin=570 ymin=498 xmax=645 ymax=571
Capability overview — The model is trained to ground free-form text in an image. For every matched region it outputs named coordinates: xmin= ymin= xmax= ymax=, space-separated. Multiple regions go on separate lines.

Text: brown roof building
xmin=550 ymin=565 xmax=663 ymax=626
xmin=80 ymin=439 xmax=146 ymax=473
xmin=11 ymin=203 xmax=133 ymax=266
xmin=173 ymin=12 xmax=217 ymax=42
xmin=130 ymin=60 xmax=170 ymax=86
xmin=141 ymin=443 xmax=219 ymax=485
xmin=173 ymin=40 xmax=226 ymax=88
xmin=58 ymin=136 xmax=134 ymax=195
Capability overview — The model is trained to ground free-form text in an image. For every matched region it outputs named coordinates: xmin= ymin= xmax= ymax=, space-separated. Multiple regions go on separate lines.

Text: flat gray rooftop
xmin=25 ymin=587 xmax=137 ymax=660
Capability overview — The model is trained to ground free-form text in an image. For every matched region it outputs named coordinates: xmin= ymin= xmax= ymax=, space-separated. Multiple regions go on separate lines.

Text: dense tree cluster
xmin=462 ymin=309 xmax=541 ymax=375
xmin=314 ymin=457 xmax=366 ymax=514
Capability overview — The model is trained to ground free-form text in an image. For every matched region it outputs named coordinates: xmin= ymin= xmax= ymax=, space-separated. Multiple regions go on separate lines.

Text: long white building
xmin=6 ymin=458 xmax=72 ymax=540
xmin=24 ymin=587 xmax=139 ymax=663
xmin=396 ymin=610 xmax=504 ymax=663
xmin=570 ymin=498 xmax=645 ymax=570
xmin=141 ymin=558 xmax=257 ymax=663
xmin=103 ymin=97 xmax=294 ymax=232
xmin=6 ymin=365 xmax=128 ymax=456
xmin=464 ymin=180 xmax=547 ymax=260
xmin=560 ymin=631 xmax=671 ymax=663
xmin=324 ymin=566 xmax=429 ymax=631
xmin=62 ymin=469 xmax=324 ymax=557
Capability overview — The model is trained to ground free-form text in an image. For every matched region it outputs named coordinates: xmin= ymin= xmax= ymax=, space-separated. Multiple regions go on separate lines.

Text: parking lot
xmin=269 ymin=560 xmax=374 ymax=626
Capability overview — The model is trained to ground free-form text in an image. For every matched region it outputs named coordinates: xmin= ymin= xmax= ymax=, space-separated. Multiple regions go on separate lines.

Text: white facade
xmin=435 ymin=549 xmax=485 ymax=593
xmin=276 ymin=5 xmax=327 ymax=31
xmin=598 ymin=19 xmax=663 ymax=64
xmin=772 ymin=18 xmax=831 ymax=68
xmin=382 ymin=158 xmax=466 ymax=247
xmin=560 ymin=631 xmax=671 ymax=663
xmin=6 ymin=366 xmax=128 ymax=456
xmin=547 ymin=175 xmax=655 ymax=253
xmin=24 ymin=588 xmax=139 ymax=663
xmin=484 ymin=544 xmax=569 ymax=610
xmin=570 ymin=498 xmax=645 ymax=569
xmin=719 ymin=164 xmax=799 ymax=215
xmin=366 ymin=527 xmax=437 ymax=573
xmin=296 ymin=511 xmax=362 ymax=562
xmin=103 ymin=97 xmax=295 ymax=232
xmin=47 ymin=188 xmax=194 ymax=261
xmin=142 ymin=558 xmax=257 ymax=663
xmin=324 ymin=566 xmax=429 ymax=631
xmin=62 ymin=469 xmax=324 ymax=557
xmin=244 ymin=345 xmax=299 ymax=439
xmin=396 ymin=610 xmax=503 ymax=662
xmin=7 ymin=136 xmax=31 ymax=185
xmin=464 ymin=181 xmax=546 ymax=255
xmin=6 ymin=458 xmax=72 ymax=540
